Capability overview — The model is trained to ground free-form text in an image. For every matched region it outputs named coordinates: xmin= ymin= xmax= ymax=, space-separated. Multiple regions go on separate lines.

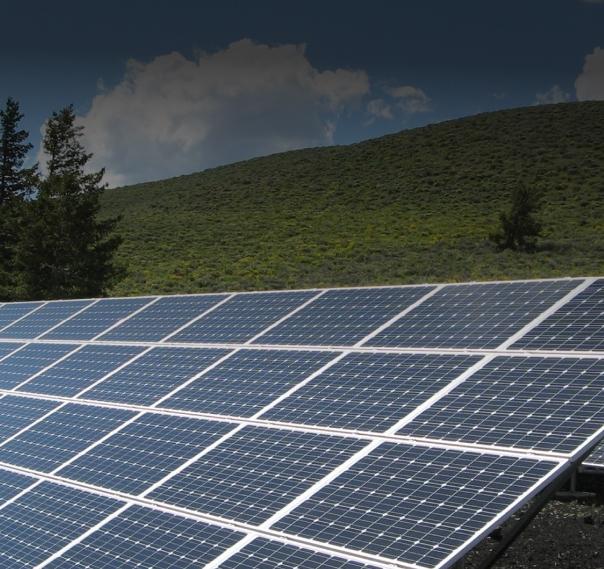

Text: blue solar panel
xmin=0 ymin=342 xmax=22 ymax=360
xmin=161 ymin=349 xmax=335 ymax=417
xmin=0 ymin=302 xmax=43 ymax=330
xmin=274 ymin=443 xmax=557 ymax=569
xmin=256 ymin=287 xmax=433 ymax=346
xmin=170 ymin=291 xmax=316 ymax=344
xmin=398 ymin=357 xmax=604 ymax=454
xmin=149 ymin=426 xmax=366 ymax=524
xmin=585 ymin=439 xmax=604 ymax=467
xmin=46 ymin=504 xmax=243 ymax=568
xmin=98 ymin=294 xmax=229 ymax=342
xmin=367 ymin=280 xmax=579 ymax=349
xmin=0 ymin=469 xmax=38 ymax=504
xmin=0 ymin=482 xmax=122 ymax=568
xmin=221 ymin=538 xmax=377 ymax=569
xmin=81 ymin=347 xmax=230 ymax=406
xmin=19 ymin=344 xmax=145 ymax=397
xmin=0 ymin=403 xmax=135 ymax=472
xmin=42 ymin=297 xmax=154 ymax=340
xmin=0 ymin=343 xmax=77 ymax=389
xmin=59 ymin=414 xmax=235 ymax=494
xmin=262 ymin=353 xmax=480 ymax=432
xmin=0 ymin=300 xmax=92 ymax=339
xmin=0 ymin=395 xmax=60 ymax=443
xmin=513 ymin=279 xmax=604 ymax=351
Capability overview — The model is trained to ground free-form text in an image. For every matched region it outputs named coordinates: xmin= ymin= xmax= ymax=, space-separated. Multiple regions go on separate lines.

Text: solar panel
xmin=42 ymin=297 xmax=155 ymax=340
xmin=148 ymin=426 xmax=366 ymax=524
xmin=98 ymin=294 xmax=229 ymax=342
xmin=160 ymin=349 xmax=335 ymax=417
xmin=584 ymin=440 xmax=604 ymax=469
xmin=170 ymin=291 xmax=317 ymax=343
xmin=366 ymin=280 xmax=579 ymax=349
xmin=274 ymin=443 xmax=559 ymax=568
xmin=58 ymin=414 xmax=235 ymax=494
xmin=398 ymin=356 xmax=604 ymax=454
xmin=44 ymin=504 xmax=243 ymax=569
xmin=0 ymin=342 xmax=22 ymax=360
xmin=80 ymin=347 xmax=230 ymax=405
xmin=0 ymin=469 xmax=37 ymax=504
xmin=0 ymin=301 xmax=43 ymax=330
xmin=0 ymin=395 xmax=61 ymax=443
xmin=254 ymin=286 xmax=433 ymax=346
xmin=19 ymin=344 xmax=146 ymax=397
xmin=513 ymin=278 xmax=604 ymax=352
xmin=0 ymin=482 xmax=122 ymax=567
xmin=0 ymin=300 xmax=92 ymax=339
xmin=262 ymin=352 xmax=481 ymax=432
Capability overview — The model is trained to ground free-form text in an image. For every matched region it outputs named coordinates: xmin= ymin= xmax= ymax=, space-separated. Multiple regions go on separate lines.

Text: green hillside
xmin=102 ymin=102 xmax=604 ymax=296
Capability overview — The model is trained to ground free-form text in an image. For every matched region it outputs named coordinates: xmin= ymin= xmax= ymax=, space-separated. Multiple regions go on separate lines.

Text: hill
xmin=101 ymin=102 xmax=604 ymax=296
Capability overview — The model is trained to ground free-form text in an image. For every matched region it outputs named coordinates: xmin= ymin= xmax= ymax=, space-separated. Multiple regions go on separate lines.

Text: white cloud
xmin=366 ymin=98 xmax=393 ymax=121
xmin=534 ymin=84 xmax=571 ymax=105
xmin=65 ymin=39 xmax=369 ymax=186
xmin=387 ymin=85 xmax=431 ymax=113
xmin=575 ymin=47 xmax=604 ymax=101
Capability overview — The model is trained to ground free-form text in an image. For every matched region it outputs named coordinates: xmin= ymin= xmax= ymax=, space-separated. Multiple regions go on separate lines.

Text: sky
xmin=1 ymin=0 xmax=603 ymax=187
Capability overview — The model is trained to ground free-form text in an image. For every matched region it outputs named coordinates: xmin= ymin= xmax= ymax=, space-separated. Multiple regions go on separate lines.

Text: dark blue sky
xmin=1 ymin=0 xmax=602 ymax=185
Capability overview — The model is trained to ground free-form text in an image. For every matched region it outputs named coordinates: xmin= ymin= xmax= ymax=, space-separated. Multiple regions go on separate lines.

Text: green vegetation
xmin=102 ymin=102 xmax=604 ymax=296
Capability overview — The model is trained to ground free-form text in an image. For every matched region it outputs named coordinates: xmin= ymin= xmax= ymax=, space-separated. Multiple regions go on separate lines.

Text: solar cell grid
xmin=42 ymin=297 xmax=154 ymax=340
xmin=0 ymin=481 xmax=121 ymax=568
xmin=58 ymin=413 xmax=235 ymax=494
xmin=18 ymin=344 xmax=146 ymax=397
xmin=0 ymin=395 xmax=60 ymax=444
xmin=149 ymin=426 xmax=366 ymax=525
xmin=0 ymin=302 xmax=43 ymax=330
xmin=0 ymin=403 xmax=136 ymax=472
xmin=99 ymin=294 xmax=229 ymax=342
xmin=170 ymin=290 xmax=316 ymax=344
xmin=80 ymin=346 xmax=230 ymax=406
xmin=398 ymin=356 xmax=604 ymax=454
xmin=0 ymin=469 xmax=37 ymax=504
xmin=514 ymin=278 xmax=604 ymax=352
xmin=262 ymin=352 xmax=481 ymax=432
xmin=0 ymin=300 xmax=92 ymax=339
xmin=0 ymin=342 xmax=22 ymax=360
xmin=367 ymin=280 xmax=579 ymax=349
xmin=255 ymin=286 xmax=433 ymax=346
xmin=585 ymin=440 xmax=604 ymax=467
xmin=274 ymin=443 xmax=558 ymax=568
xmin=161 ymin=348 xmax=335 ymax=417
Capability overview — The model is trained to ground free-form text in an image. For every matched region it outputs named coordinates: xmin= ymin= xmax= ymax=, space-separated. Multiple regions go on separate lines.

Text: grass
xmin=101 ymin=101 xmax=604 ymax=296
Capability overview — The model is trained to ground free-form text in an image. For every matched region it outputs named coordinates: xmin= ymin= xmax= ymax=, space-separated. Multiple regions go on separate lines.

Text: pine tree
xmin=17 ymin=105 xmax=122 ymax=299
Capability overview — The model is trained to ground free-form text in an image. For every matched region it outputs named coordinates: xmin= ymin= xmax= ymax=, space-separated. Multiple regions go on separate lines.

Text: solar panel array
xmin=0 ymin=276 xmax=601 ymax=569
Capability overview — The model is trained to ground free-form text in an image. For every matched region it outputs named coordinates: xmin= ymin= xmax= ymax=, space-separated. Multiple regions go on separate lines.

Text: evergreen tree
xmin=490 ymin=185 xmax=542 ymax=252
xmin=17 ymin=105 xmax=122 ymax=299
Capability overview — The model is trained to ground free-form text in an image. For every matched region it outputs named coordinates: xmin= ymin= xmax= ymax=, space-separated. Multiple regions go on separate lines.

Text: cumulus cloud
xmin=387 ymin=85 xmax=431 ymax=113
xmin=575 ymin=47 xmax=604 ymax=101
xmin=67 ymin=39 xmax=369 ymax=186
xmin=366 ymin=98 xmax=394 ymax=121
xmin=535 ymin=84 xmax=571 ymax=105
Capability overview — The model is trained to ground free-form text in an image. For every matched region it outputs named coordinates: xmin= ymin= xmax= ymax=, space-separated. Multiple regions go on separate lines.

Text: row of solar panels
xmin=0 ymin=277 xmax=601 ymax=350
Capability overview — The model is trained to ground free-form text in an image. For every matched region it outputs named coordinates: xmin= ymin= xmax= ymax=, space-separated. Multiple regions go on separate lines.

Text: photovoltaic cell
xmin=221 ymin=538 xmax=377 ymax=569
xmin=513 ymin=279 xmax=604 ymax=352
xmin=0 ymin=342 xmax=22 ymax=360
xmin=0 ymin=469 xmax=38 ymax=504
xmin=275 ymin=443 xmax=557 ymax=569
xmin=0 ymin=403 xmax=136 ymax=472
xmin=398 ymin=357 xmax=604 ymax=454
xmin=0 ymin=343 xmax=77 ymax=389
xmin=170 ymin=291 xmax=316 ymax=344
xmin=262 ymin=353 xmax=480 ymax=432
xmin=255 ymin=286 xmax=433 ymax=346
xmin=46 ymin=504 xmax=243 ymax=569
xmin=42 ymin=297 xmax=154 ymax=340
xmin=149 ymin=426 xmax=366 ymax=524
xmin=81 ymin=347 xmax=230 ymax=406
xmin=19 ymin=344 xmax=145 ymax=397
xmin=0 ymin=302 xmax=43 ymax=330
xmin=98 ymin=294 xmax=229 ymax=342
xmin=584 ymin=440 xmax=604 ymax=467
xmin=0 ymin=395 xmax=60 ymax=444
xmin=59 ymin=413 xmax=235 ymax=494
xmin=367 ymin=280 xmax=579 ymax=349
xmin=161 ymin=349 xmax=335 ymax=417
xmin=0 ymin=300 xmax=92 ymax=339
xmin=0 ymin=482 xmax=122 ymax=568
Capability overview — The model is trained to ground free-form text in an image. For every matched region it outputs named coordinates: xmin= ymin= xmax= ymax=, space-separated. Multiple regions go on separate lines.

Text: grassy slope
xmin=102 ymin=102 xmax=604 ymax=296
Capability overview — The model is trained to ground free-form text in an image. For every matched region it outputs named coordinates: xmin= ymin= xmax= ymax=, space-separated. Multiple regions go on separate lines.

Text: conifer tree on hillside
xmin=17 ymin=105 xmax=122 ymax=299
xmin=0 ymin=98 xmax=37 ymax=299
